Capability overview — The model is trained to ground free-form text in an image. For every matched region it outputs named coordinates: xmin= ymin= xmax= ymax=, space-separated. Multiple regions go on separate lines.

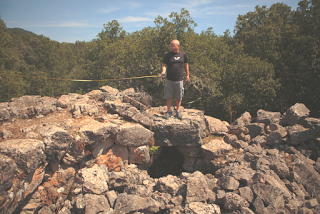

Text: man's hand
xmin=186 ymin=75 xmax=190 ymax=83
xmin=161 ymin=72 xmax=166 ymax=79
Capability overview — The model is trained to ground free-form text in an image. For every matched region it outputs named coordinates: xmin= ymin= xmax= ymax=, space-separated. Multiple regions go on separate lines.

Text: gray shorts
xmin=164 ymin=79 xmax=184 ymax=100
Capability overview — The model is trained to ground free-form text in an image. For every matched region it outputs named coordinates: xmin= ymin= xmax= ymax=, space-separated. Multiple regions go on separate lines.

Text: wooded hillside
xmin=0 ymin=0 xmax=319 ymax=122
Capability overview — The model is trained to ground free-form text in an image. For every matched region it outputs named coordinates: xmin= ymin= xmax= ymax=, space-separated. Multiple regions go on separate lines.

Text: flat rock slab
xmin=78 ymin=119 xmax=119 ymax=144
xmin=116 ymin=123 xmax=154 ymax=146
xmin=152 ymin=118 xmax=203 ymax=147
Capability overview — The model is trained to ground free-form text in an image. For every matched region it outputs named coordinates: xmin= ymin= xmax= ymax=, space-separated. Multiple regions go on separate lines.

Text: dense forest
xmin=0 ymin=0 xmax=319 ymax=122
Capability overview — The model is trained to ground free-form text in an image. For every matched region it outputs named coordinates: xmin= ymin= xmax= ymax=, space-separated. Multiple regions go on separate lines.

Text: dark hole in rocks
xmin=238 ymin=180 xmax=247 ymax=188
xmin=148 ymin=146 xmax=185 ymax=178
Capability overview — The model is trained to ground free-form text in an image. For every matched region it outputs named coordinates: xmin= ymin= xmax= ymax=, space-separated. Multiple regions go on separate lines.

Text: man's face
xmin=171 ymin=42 xmax=179 ymax=53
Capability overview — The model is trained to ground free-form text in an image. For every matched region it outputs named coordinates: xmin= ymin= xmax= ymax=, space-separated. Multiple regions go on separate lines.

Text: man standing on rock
xmin=161 ymin=39 xmax=190 ymax=119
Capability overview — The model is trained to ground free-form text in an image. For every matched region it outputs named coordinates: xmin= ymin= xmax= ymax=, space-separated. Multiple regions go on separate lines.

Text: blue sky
xmin=0 ymin=0 xmax=301 ymax=43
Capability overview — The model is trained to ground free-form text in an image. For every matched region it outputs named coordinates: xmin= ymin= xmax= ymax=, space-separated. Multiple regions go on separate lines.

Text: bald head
xmin=171 ymin=40 xmax=180 ymax=46
xmin=171 ymin=39 xmax=180 ymax=53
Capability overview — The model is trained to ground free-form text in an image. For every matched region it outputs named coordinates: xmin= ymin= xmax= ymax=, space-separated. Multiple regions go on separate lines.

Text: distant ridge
xmin=8 ymin=27 xmax=38 ymax=36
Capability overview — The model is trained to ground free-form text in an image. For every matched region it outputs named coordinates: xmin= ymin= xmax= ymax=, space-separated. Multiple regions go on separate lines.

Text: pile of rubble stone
xmin=0 ymin=85 xmax=320 ymax=214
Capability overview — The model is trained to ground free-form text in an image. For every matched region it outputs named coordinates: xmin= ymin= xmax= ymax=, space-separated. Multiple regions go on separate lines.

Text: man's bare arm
xmin=161 ymin=63 xmax=167 ymax=78
xmin=184 ymin=63 xmax=190 ymax=83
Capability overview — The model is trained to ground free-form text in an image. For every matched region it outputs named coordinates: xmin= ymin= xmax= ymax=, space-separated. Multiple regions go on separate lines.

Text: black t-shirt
xmin=162 ymin=51 xmax=188 ymax=81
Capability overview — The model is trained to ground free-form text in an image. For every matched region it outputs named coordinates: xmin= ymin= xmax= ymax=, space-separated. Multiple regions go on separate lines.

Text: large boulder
xmin=185 ymin=171 xmax=216 ymax=203
xmin=205 ymin=116 xmax=229 ymax=135
xmin=201 ymin=138 xmax=233 ymax=159
xmin=280 ymin=103 xmax=310 ymax=126
xmin=39 ymin=124 xmax=73 ymax=161
xmin=0 ymin=154 xmax=18 ymax=196
xmin=116 ymin=123 xmax=154 ymax=146
xmin=77 ymin=164 xmax=109 ymax=195
xmin=230 ymin=111 xmax=252 ymax=130
xmin=303 ymin=117 xmax=320 ymax=135
xmin=0 ymin=139 xmax=46 ymax=174
xmin=287 ymin=124 xmax=315 ymax=145
xmin=256 ymin=109 xmax=281 ymax=125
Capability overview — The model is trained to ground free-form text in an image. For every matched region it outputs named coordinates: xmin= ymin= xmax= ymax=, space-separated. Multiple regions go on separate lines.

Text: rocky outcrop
xmin=1 ymin=85 xmax=320 ymax=214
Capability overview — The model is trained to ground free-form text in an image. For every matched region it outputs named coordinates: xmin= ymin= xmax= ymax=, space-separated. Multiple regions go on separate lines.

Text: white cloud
xmin=59 ymin=21 xmax=88 ymax=27
xmin=235 ymin=4 xmax=252 ymax=8
xmin=98 ymin=7 xmax=120 ymax=14
xmin=118 ymin=16 xmax=153 ymax=23
xmin=188 ymin=0 xmax=215 ymax=7
xmin=125 ymin=1 xmax=141 ymax=9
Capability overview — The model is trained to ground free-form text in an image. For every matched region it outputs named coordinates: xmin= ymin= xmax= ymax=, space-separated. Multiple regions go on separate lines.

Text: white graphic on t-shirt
xmin=174 ymin=57 xmax=180 ymax=60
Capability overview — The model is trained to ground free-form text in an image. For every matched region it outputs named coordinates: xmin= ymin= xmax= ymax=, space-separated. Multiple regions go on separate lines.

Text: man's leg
xmin=164 ymin=98 xmax=172 ymax=119
xmin=164 ymin=80 xmax=174 ymax=119
xmin=175 ymin=80 xmax=184 ymax=119
xmin=176 ymin=99 xmax=182 ymax=119
xmin=167 ymin=99 xmax=172 ymax=112
xmin=176 ymin=99 xmax=181 ymax=112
